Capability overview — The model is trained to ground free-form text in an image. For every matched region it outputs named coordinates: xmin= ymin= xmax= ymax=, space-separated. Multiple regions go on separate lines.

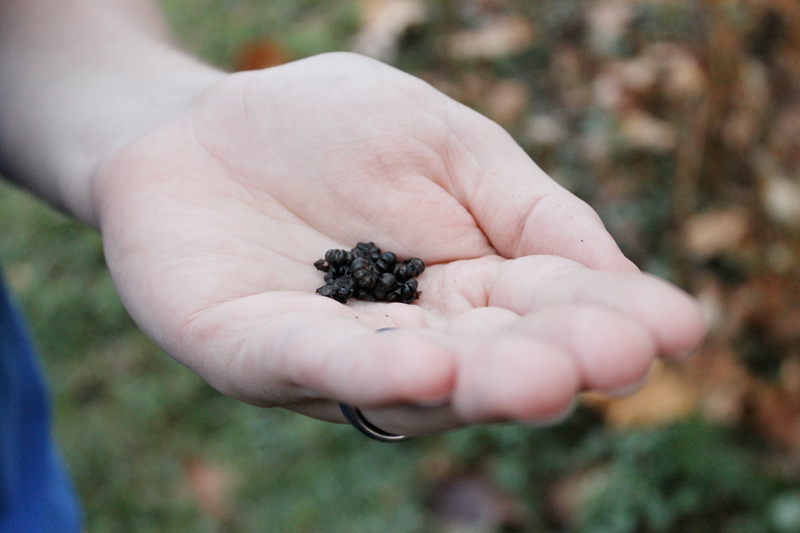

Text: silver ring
xmin=339 ymin=403 xmax=410 ymax=442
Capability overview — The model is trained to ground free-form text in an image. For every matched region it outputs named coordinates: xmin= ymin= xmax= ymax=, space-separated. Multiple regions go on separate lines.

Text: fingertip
xmin=645 ymin=276 xmax=708 ymax=357
xmin=453 ymin=337 xmax=580 ymax=423
xmin=345 ymin=331 xmax=458 ymax=407
xmin=577 ymin=310 xmax=657 ymax=392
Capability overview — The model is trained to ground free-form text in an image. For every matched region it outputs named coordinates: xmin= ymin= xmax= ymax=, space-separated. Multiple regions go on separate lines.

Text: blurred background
xmin=3 ymin=0 xmax=800 ymax=531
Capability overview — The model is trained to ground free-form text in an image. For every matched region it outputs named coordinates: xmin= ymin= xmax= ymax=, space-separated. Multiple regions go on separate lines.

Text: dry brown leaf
xmin=525 ymin=114 xmax=566 ymax=146
xmin=352 ymin=0 xmax=426 ymax=62
xmin=694 ymin=276 xmax=726 ymax=334
xmin=593 ymin=66 xmax=631 ymax=113
xmin=769 ymin=105 xmax=800 ymax=171
xmin=685 ymin=341 xmax=751 ymax=424
xmin=726 ymin=275 xmax=793 ymax=335
xmin=485 ymin=78 xmax=528 ymax=126
xmin=749 ymin=381 xmax=800 ymax=454
xmin=653 ymin=44 xmax=707 ymax=102
xmin=548 ymin=468 xmax=610 ymax=527
xmin=763 ymin=174 xmax=800 ymax=228
xmin=619 ymin=55 xmax=659 ymax=95
xmin=586 ymin=0 xmax=633 ymax=56
xmin=552 ymin=46 xmax=593 ymax=114
xmin=752 ymin=150 xmax=800 ymax=227
xmin=683 ymin=207 xmax=750 ymax=260
xmin=185 ymin=458 xmax=234 ymax=520
xmin=724 ymin=60 xmax=770 ymax=149
xmin=618 ymin=110 xmax=678 ymax=152
xmin=587 ymin=361 xmax=699 ymax=428
xmin=235 ymin=41 xmax=289 ymax=71
xmin=447 ymin=14 xmax=534 ymax=60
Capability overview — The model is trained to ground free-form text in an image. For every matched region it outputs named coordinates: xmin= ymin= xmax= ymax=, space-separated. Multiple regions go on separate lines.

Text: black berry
xmin=314 ymin=242 xmax=425 ymax=304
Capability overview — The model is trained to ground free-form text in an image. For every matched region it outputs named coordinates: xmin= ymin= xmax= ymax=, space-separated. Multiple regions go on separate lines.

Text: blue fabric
xmin=0 ymin=274 xmax=82 ymax=533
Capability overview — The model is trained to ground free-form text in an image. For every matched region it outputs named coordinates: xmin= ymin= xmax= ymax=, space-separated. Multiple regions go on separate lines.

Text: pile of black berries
xmin=314 ymin=242 xmax=424 ymax=304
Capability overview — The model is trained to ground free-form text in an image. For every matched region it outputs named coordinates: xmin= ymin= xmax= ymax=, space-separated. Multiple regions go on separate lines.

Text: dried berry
xmin=316 ymin=284 xmax=336 ymax=297
xmin=314 ymin=242 xmax=424 ymax=304
xmin=375 ymin=251 xmax=397 ymax=273
xmin=351 ymin=257 xmax=371 ymax=272
xmin=393 ymin=263 xmax=410 ymax=281
xmin=353 ymin=268 xmax=378 ymax=289
xmin=314 ymin=259 xmax=329 ymax=272
xmin=407 ymin=258 xmax=425 ymax=277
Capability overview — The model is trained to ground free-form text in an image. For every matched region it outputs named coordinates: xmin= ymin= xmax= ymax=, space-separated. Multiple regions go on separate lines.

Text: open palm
xmin=94 ymin=53 xmax=705 ymax=436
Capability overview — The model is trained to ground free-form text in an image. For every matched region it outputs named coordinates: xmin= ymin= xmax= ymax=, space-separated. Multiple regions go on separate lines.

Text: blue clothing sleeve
xmin=0 ymin=272 xmax=82 ymax=533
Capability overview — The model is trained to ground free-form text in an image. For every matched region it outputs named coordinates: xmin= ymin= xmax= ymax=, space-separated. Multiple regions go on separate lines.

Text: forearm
xmin=0 ymin=0 xmax=225 ymax=227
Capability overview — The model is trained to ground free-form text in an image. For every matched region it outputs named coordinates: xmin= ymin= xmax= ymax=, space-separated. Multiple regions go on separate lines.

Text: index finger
xmin=433 ymin=98 xmax=637 ymax=272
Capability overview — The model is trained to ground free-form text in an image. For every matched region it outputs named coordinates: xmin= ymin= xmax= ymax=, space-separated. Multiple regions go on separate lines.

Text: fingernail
xmin=604 ymin=375 xmax=650 ymax=398
xmin=522 ymin=397 xmax=579 ymax=428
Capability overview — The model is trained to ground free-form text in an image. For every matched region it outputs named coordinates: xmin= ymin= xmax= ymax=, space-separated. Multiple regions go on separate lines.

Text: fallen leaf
xmin=235 ymin=41 xmax=289 ymax=71
xmin=763 ymin=174 xmax=800 ymax=228
xmin=694 ymin=279 xmax=726 ymax=339
xmin=593 ymin=66 xmax=632 ymax=113
xmin=685 ymin=340 xmax=751 ymax=424
xmin=753 ymin=150 xmax=800 ymax=227
xmin=525 ymin=114 xmax=566 ymax=146
xmin=618 ymin=55 xmax=659 ymax=95
xmin=585 ymin=361 xmax=699 ymax=428
xmin=185 ymin=458 xmax=234 ymax=520
xmin=749 ymin=381 xmax=800 ymax=454
xmin=447 ymin=14 xmax=534 ymax=60
xmin=652 ymin=43 xmax=707 ymax=102
xmin=618 ymin=110 xmax=678 ymax=152
xmin=769 ymin=105 xmax=800 ymax=172
xmin=724 ymin=59 xmax=770 ymax=149
xmin=683 ymin=208 xmax=750 ymax=260
xmin=552 ymin=45 xmax=593 ymax=113
xmin=352 ymin=0 xmax=427 ymax=63
xmin=485 ymin=78 xmax=528 ymax=126
xmin=586 ymin=0 xmax=632 ymax=56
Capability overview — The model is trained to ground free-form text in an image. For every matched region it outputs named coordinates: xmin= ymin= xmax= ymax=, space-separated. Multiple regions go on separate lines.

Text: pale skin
xmin=0 ymin=0 xmax=706 ymax=437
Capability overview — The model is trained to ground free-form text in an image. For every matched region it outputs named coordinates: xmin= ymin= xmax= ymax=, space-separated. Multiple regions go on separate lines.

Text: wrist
xmin=0 ymin=0 xmax=226 ymax=228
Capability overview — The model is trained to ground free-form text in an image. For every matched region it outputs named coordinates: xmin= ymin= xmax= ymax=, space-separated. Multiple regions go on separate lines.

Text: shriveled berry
xmin=355 ymin=289 xmax=378 ymax=302
xmin=373 ymin=284 xmax=388 ymax=301
xmin=353 ymin=268 xmax=378 ymax=289
xmin=325 ymin=249 xmax=354 ymax=266
xmin=379 ymin=273 xmax=397 ymax=290
xmin=314 ymin=243 xmax=423 ymax=305
xmin=399 ymin=279 xmax=419 ymax=303
xmin=324 ymin=249 xmax=340 ymax=265
xmin=330 ymin=276 xmax=355 ymax=303
xmin=356 ymin=242 xmax=381 ymax=261
xmin=314 ymin=259 xmax=329 ymax=272
xmin=380 ymin=251 xmax=397 ymax=267
xmin=316 ymin=284 xmax=336 ymax=297
xmin=351 ymin=257 xmax=371 ymax=271
xmin=407 ymin=258 xmax=425 ymax=277
xmin=393 ymin=263 xmax=410 ymax=281
xmin=386 ymin=290 xmax=403 ymax=303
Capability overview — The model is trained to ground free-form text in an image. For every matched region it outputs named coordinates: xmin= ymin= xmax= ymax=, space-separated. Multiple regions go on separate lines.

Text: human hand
xmin=93 ymin=53 xmax=705 ymax=436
